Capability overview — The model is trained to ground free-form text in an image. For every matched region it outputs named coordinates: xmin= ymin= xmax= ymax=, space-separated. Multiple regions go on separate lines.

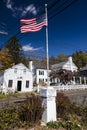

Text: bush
xmin=46 ymin=121 xmax=60 ymax=129
xmin=56 ymin=92 xmax=87 ymax=129
xmin=0 ymin=93 xmax=7 ymax=99
xmin=18 ymin=94 xmax=44 ymax=125
xmin=0 ymin=93 xmax=44 ymax=129
xmin=0 ymin=105 xmax=20 ymax=130
xmin=56 ymin=92 xmax=71 ymax=119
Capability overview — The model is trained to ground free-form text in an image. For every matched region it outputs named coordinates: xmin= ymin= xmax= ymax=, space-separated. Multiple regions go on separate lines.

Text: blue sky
xmin=0 ymin=0 xmax=87 ymax=57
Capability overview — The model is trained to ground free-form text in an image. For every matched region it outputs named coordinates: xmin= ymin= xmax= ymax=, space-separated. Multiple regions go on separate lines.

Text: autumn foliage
xmin=0 ymin=48 xmax=13 ymax=71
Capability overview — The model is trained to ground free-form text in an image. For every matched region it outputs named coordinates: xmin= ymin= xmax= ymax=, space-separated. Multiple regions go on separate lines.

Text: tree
xmin=0 ymin=48 xmax=13 ymax=71
xmin=57 ymin=53 xmax=68 ymax=62
xmin=49 ymin=56 xmax=58 ymax=65
xmin=5 ymin=36 xmax=24 ymax=64
xmin=50 ymin=69 xmax=74 ymax=85
xmin=72 ymin=51 xmax=87 ymax=69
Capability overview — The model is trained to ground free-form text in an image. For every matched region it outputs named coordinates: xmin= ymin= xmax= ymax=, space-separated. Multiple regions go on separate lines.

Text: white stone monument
xmin=40 ymin=87 xmax=57 ymax=123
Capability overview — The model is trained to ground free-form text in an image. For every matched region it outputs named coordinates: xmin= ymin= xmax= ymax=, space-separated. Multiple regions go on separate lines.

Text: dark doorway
xmin=17 ymin=81 xmax=22 ymax=91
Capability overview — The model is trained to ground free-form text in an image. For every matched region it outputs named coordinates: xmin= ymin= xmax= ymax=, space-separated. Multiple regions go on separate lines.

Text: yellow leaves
xmin=0 ymin=48 xmax=13 ymax=71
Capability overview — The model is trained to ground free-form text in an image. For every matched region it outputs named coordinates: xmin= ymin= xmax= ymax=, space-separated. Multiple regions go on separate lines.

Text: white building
xmin=51 ymin=57 xmax=78 ymax=72
xmin=0 ymin=63 xmax=33 ymax=93
xmin=36 ymin=69 xmax=51 ymax=85
xmin=35 ymin=57 xmax=77 ymax=86
xmin=50 ymin=57 xmax=78 ymax=85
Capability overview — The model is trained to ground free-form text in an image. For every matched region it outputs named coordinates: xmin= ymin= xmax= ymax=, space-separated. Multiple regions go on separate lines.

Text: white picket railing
xmin=53 ymin=85 xmax=87 ymax=91
xmin=34 ymin=85 xmax=87 ymax=92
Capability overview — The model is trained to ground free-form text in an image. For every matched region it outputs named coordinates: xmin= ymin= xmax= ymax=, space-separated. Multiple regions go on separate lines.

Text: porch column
xmin=84 ymin=77 xmax=86 ymax=85
xmin=73 ymin=76 xmax=76 ymax=84
xmin=55 ymin=78 xmax=57 ymax=84
xmin=79 ymin=77 xmax=82 ymax=85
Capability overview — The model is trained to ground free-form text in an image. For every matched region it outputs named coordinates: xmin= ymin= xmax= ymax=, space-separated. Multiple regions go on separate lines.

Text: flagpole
xmin=45 ymin=4 xmax=50 ymax=86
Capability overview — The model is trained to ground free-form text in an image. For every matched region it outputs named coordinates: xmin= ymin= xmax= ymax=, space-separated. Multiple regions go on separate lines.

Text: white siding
xmin=1 ymin=63 xmax=33 ymax=93
xmin=36 ymin=69 xmax=51 ymax=85
xmin=63 ymin=59 xmax=77 ymax=72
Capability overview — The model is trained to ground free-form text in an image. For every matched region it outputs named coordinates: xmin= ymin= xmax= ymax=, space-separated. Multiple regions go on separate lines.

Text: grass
xmin=0 ymin=91 xmax=38 ymax=99
xmin=0 ymin=93 xmax=7 ymax=99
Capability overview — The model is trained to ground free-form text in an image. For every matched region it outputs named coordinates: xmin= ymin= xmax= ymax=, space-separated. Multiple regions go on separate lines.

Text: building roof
xmin=35 ymin=65 xmax=47 ymax=69
xmin=51 ymin=56 xmax=78 ymax=72
xmin=80 ymin=64 xmax=87 ymax=71
xmin=12 ymin=63 xmax=28 ymax=69
xmin=4 ymin=63 xmax=30 ymax=72
xmin=51 ymin=61 xmax=66 ymax=70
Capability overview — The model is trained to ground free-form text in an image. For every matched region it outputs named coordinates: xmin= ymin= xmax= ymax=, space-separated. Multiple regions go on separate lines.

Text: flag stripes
xmin=20 ymin=14 xmax=47 ymax=33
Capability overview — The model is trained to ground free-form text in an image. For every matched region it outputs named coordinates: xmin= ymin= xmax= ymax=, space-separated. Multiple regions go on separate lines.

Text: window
xmin=45 ymin=79 xmax=47 ymax=82
xmin=8 ymin=80 xmax=13 ymax=87
xmin=39 ymin=79 xmax=44 ymax=83
xmin=26 ymin=80 xmax=29 ymax=88
xmin=39 ymin=79 xmax=41 ymax=82
xmin=14 ymin=68 xmax=17 ymax=73
xmin=39 ymin=70 xmax=44 ymax=75
xmin=24 ymin=69 xmax=26 ymax=73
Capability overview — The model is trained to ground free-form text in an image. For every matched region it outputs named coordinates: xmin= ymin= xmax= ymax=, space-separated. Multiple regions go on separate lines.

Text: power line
xmin=16 ymin=0 xmax=67 ymax=40
xmin=49 ymin=0 xmax=78 ymax=20
xmin=1 ymin=0 xmax=79 ymax=53
xmin=17 ymin=0 xmax=78 ymax=42
xmin=7 ymin=0 xmax=62 ymax=38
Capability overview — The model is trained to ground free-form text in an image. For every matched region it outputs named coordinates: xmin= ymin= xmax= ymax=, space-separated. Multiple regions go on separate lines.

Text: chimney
xmin=68 ymin=56 xmax=72 ymax=63
xmin=29 ymin=61 xmax=33 ymax=71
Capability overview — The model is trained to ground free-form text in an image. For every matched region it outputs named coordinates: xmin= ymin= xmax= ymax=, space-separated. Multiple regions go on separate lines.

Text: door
xmin=17 ymin=81 xmax=22 ymax=91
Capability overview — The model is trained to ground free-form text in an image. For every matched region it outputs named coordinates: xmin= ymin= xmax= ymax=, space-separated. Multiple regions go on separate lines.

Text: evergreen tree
xmin=5 ymin=36 xmax=24 ymax=64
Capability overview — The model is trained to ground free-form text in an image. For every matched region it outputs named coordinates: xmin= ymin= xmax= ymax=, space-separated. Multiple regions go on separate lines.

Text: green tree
xmin=72 ymin=51 xmax=87 ymax=69
xmin=5 ymin=36 xmax=24 ymax=64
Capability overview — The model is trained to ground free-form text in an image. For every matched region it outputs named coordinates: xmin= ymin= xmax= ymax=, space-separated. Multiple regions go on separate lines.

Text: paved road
xmin=62 ymin=89 xmax=87 ymax=105
xmin=0 ymin=95 xmax=27 ymax=108
xmin=62 ymin=89 xmax=87 ymax=97
xmin=0 ymin=89 xmax=87 ymax=107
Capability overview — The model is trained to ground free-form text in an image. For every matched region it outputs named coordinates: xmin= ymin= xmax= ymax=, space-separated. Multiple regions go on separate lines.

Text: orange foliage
xmin=0 ymin=48 xmax=13 ymax=71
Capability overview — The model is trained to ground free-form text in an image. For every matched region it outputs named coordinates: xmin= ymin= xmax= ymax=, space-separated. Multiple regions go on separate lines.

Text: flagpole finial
xmin=45 ymin=4 xmax=47 ymax=7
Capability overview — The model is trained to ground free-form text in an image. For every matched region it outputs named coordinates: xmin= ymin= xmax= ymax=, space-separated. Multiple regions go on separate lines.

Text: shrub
xmin=56 ymin=92 xmax=87 ymax=129
xmin=65 ymin=120 xmax=82 ymax=130
xmin=56 ymin=92 xmax=71 ymax=119
xmin=18 ymin=94 xmax=44 ymax=126
xmin=0 ymin=93 xmax=44 ymax=129
xmin=0 ymin=93 xmax=7 ymax=99
xmin=46 ymin=121 xmax=60 ymax=129
xmin=0 ymin=105 xmax=20 ymax=130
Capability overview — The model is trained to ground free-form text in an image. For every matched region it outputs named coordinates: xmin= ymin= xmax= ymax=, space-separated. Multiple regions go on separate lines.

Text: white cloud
xmin=21 ymin=4 xmax=37 ymax=16
xmin=3 ymin=0 xmax=37 ymax=17
xmin=22 ymin=44 xmax=42 ymax=52
xmin=4 ymin=0 xmax=13 ymax=11
xmin=0 ymin=31 xmax=8 ymax=35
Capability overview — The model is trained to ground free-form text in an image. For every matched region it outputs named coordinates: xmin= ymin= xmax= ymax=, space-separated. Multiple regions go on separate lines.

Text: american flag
xmin=20 ymin=14 xmax=47 ymax=33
